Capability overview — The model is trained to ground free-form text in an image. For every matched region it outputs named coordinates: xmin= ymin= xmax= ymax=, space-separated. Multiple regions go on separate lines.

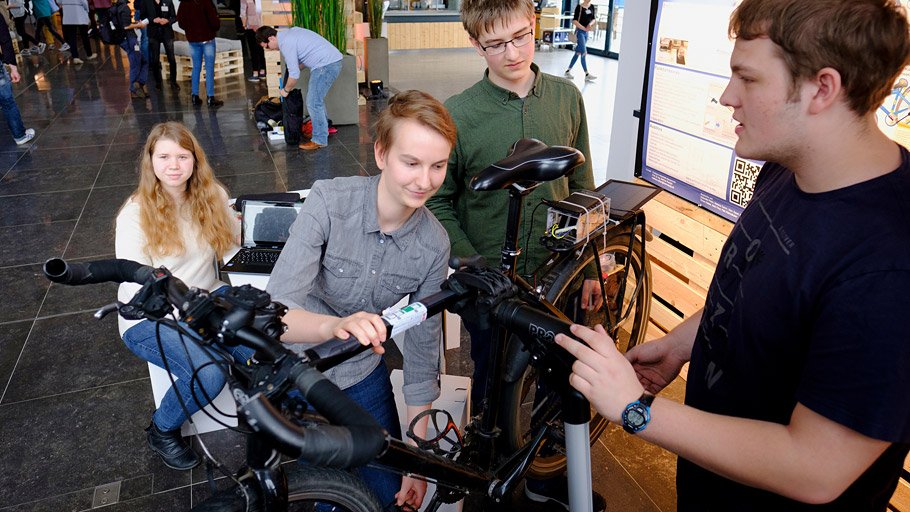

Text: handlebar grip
xmin=44 ymin=258 xmax=154 ymax=286
xmin=449 ymin=254 xmax=487 ymax=270
xmin=306 ymin=336 xmax=371 ymax=362
xmin=240 ymin=394 xmax=385 ymax=468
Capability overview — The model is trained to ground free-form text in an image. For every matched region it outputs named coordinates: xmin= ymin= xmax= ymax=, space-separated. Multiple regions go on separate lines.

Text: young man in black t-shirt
xmin=557 ymin=1 xmax=910 ymax=510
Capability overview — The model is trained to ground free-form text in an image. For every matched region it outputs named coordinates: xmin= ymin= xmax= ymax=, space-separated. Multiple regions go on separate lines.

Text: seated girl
xmin=115 ymin=122 xmax=253 ymax=470
xmin=266 ymin=90 xmax=457 ymax=509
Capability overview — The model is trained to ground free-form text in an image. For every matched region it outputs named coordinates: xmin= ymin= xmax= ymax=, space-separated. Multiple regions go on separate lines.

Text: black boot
xmin=145 ymin=421 xmax=201 ymax=470
xmin=207 ymin=96 xmax=223 ymax=107
xmin=192 ymin=94 xmax=202 ymax=106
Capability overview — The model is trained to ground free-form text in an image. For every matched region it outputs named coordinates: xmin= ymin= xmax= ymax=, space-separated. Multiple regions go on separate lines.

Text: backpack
xmin=100 ymin=3 xmax=127 ymax=45
xmin=253 ymin=97 xmax=283 ymax=130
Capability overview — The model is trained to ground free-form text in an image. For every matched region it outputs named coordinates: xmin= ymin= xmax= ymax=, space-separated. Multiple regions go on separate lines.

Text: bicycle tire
xmin=498 ymin=230 xmax=652 ymax=479
xmin=285 ymin=466 xmax=382 ymax=512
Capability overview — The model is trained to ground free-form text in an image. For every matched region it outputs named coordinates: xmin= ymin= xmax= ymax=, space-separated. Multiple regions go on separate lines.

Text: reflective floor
xmin=0 ymin=41 xmax=679 ymax=511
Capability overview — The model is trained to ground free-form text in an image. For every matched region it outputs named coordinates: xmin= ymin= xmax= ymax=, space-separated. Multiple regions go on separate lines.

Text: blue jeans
xmin=298 ymin=361 xmax=402 ymax=507
xmin=189 ymin=40 xmax=216 ymax=97
xmin=120 ymin=35 xmax=148 ymax=88
xmin=307 ymin=60 xmax=342 ymax=145
xmin=0 ymin=66 xmax=26 ymax=140
xmin=568 ymin=29 xmax=589 ymax=73
xmin=122 ymin=314 xmax=255 ymax=432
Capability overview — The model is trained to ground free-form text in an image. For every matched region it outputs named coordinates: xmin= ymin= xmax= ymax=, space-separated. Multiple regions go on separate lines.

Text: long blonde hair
xmin=129 ymin=122 xmax=235 ymax=258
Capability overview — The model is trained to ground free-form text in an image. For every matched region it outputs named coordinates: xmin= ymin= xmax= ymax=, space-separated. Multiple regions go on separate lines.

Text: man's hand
xmin=556 ymin=324 xmax=644 ymax=421
xmin=625 ymin=335 xmax=689 ymax=395
xmin=279 ymin=87 xmax=289 ymax=98
xmin=580 ymin=278 xmax=603 ymax=310
xmin=8 ymin=65 xmax=21 ymax=83
xmin=154 ymin=17 xmax=168 ymax=24
xmin=395 ymin=476 xmax=427 ymax=509
xmin=330 ymin=312 xmax=387 ymax=354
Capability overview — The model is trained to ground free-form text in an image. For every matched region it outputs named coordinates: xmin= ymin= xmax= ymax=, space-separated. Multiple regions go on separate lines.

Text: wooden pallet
xmin=159 ymin=50 xmax=244 ymax=81
xmin=641 ymin=186 xmax=731 ymax=343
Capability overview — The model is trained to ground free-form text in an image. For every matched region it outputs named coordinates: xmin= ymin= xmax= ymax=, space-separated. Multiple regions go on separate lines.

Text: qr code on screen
xmin=729 ymin=158 xmax=761 ymax=208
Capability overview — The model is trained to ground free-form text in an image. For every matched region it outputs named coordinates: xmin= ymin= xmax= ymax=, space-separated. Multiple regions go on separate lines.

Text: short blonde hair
xmin=374 ymin=90 xmax=456 ymax=154
xmin=460 ymin=0 xmax=534 ymax=40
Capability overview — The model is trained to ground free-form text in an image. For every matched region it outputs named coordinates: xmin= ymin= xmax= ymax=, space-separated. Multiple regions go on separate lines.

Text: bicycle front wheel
xmin=498 ymin=230 xmax=652 ymax=478
xmin=286 ymin=466 xmax=382 ymax=512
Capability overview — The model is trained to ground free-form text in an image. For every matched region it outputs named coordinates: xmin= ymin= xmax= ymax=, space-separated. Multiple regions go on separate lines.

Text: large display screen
xmin=639 ymin=0 xmax=910 ymax=222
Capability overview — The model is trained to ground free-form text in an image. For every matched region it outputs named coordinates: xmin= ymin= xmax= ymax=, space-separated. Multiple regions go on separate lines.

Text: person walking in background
xmin=137 ymin=0 xmax=179 ymax=91
xmin=564 ymin=0 xmax=596 ymax=82
xmin=90 ymin=0 xmax=111 ymax=36
xmin=32 ymin=0 xmax=69 ymax=52
xmin=113 ymin=0 xmax=149 ymax=98
xmin=60 ymin=0 xmax=96 ymax=63
xmin=240 ymin=0 xmax=264 ymax=81
xmin=0 ymin=15 xmax=35 ymax=145
xmin=256 ymin=25 xmax=342 ymax=150
xmin=177 ymin=0 xmax=222 ymax=107
xmin=8 ymin=0 xmax=40 ymax=55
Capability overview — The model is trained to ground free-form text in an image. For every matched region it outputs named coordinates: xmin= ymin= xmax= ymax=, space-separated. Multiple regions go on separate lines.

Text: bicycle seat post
xmin=500 ymin=186 xmax=527 ymax=279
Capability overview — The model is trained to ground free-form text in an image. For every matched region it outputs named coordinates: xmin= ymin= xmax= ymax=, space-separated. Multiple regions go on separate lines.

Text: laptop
xmin=220 ymin=199 xmax=304 ymax=275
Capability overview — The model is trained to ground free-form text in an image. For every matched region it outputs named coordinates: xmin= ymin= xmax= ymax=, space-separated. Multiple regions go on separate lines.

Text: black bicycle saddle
xmin=470 ymin=138 xmax=585 ymax=191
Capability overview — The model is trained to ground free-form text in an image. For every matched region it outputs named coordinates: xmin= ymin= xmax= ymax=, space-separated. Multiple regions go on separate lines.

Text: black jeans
xmin=148 ymin=35 xmax=177 ymax=84
xmin=13 ymin=16 xmax=39 ymax=48
xmin=35 ymin=15 xmax=66 ymax=46
xmin=62 ymin=25 xmax=92 ymax=58
xmin=243 ymin=29 xmax=264 ymax=72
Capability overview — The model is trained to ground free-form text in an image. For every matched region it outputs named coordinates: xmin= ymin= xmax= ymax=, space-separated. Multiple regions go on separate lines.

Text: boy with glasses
xmin=425 ymin=0 xmax=601 ymax=509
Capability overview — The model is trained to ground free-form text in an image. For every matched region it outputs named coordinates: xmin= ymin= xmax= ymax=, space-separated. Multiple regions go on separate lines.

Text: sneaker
xmin=72 ymin=57 xmax=83 ymax=64
xmin=48 ymin=43 xmax=55 ymax=49
xmin=585 ymin=73 xmax=597 ymax=82
xmin=19 ymin=48 xmax=32 ymax=56
xmin=86 ymin=53 xmax=98 ymax=60
xmin=564 ymin=70 xmax=574 ymax=79
xmin=525 ymin=477 xmax=607 ymax=512
xmin=247 ymin=74 xmax=260 ymax=82
xmin=37 ymin=42 xmax=46 ymax=54
xmin=258 ymin=69 xmax=266 ymax=78
xmin=14 ymin=128 xmax=35 ymax=145
xmin=59 ymin=43 xmax=70 ymax=51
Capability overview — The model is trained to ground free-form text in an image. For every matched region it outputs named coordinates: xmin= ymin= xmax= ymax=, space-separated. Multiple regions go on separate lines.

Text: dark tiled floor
xmin=0 ymin=41 xmax=679 ymax=510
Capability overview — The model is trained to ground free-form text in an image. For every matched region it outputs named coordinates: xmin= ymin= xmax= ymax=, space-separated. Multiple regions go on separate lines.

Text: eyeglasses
xmin=478 ymin=29 xmax=535 ymax=56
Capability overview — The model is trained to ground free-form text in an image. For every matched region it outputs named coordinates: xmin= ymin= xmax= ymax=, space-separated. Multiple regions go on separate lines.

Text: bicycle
xmin=42 ymin=138 xmax=658 ymax=512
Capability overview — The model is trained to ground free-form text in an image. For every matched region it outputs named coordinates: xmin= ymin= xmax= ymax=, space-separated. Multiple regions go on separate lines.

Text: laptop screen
xmin=241 ymin=200 xmax=304 ymax=248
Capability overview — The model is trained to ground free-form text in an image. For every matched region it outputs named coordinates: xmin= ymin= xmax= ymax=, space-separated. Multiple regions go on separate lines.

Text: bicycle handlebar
xmin=42 ymin=257 xmax=388 ymax=469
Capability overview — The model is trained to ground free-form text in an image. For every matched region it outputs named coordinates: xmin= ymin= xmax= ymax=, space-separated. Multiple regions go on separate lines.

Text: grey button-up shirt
xmin=267 ymin=175 xmax=450 ymax=405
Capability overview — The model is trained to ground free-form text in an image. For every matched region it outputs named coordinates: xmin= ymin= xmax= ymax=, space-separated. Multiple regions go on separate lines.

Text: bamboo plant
xmin=368 ymin=0 xmax=383 ymax=39
xmin=292 ymin=0 xmax=347 ymax=53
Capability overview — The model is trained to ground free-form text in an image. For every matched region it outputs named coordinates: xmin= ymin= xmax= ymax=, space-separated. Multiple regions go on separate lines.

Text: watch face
xmin=626 ymin=407 xmax=646 ymax=426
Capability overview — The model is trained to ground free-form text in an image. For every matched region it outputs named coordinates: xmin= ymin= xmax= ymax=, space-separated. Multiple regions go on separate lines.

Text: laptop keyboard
xmin=235 ymin=250 xmax=281 ymax=265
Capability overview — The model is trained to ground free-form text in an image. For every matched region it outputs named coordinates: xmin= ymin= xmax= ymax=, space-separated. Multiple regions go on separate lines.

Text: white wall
xmin=605 ymin=0 xmax=649 ymax=181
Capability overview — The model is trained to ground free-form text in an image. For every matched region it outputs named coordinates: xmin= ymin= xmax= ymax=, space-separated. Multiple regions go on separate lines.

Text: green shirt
xmin=427 ymin=64 xmax=595 ymax=277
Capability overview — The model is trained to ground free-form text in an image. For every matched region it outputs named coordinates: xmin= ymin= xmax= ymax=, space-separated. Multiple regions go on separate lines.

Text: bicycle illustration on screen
xmin=878 ymin=77 xmax=910 ymax=127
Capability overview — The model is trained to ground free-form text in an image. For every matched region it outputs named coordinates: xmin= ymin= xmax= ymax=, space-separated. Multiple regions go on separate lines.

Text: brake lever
xmin=93 ymin=302 xmax=122 ymax=320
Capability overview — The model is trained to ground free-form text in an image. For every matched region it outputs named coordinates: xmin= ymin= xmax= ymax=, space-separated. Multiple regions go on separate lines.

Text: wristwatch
xmin=621 ymin=393 xmax=654 ymax=434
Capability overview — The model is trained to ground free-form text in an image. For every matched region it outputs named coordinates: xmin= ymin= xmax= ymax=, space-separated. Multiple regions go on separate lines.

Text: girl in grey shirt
xmin=266 ymin=90 xmax=456 ymax=509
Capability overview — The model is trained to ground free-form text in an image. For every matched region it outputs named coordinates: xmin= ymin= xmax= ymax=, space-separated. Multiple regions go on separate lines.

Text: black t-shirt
xmin=573 ymin=3 xmax=596 ymax=29
xmin=679 ymin=146 xmax=910 ymax=511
